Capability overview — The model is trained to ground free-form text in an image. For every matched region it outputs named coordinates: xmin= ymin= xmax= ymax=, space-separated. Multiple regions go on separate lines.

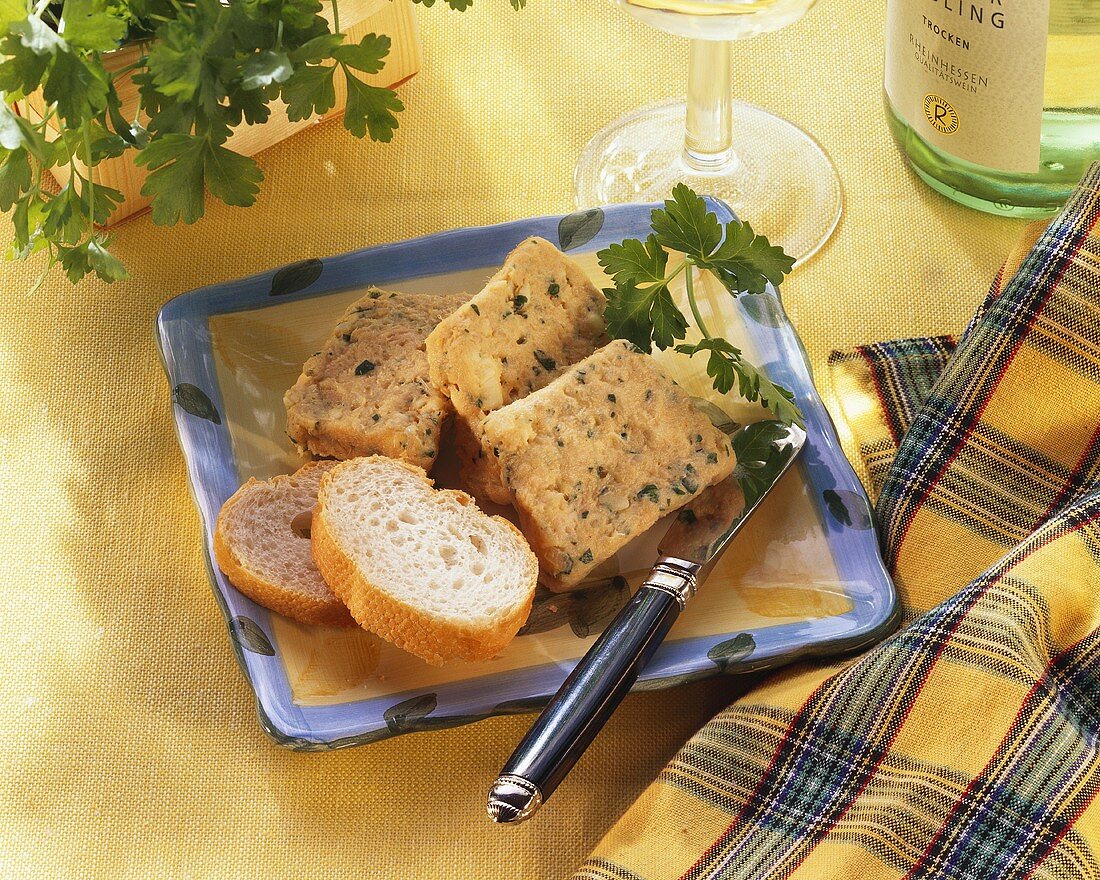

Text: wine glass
xmin=576 ymin=0 xmax=842 ymax=264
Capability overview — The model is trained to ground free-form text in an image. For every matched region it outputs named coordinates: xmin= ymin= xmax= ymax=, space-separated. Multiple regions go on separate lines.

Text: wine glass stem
xmin=683 ymin=39 xmax=735 ymax=173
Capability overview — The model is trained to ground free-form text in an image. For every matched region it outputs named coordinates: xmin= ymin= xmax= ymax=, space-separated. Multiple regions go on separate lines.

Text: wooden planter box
xmin=15 ymin=0 xmax=419 ymax=225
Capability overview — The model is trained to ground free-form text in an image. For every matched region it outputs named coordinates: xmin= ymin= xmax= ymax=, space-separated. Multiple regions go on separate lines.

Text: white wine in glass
xmin=577 ymin=0 xmax=842 ymax=264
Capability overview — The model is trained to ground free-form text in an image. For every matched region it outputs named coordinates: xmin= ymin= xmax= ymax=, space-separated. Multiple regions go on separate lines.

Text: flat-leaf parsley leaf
xmin=597 ymin=184 xmax=802 ymax=426
xmin=0 ymin=0 xmax=526 ymax=286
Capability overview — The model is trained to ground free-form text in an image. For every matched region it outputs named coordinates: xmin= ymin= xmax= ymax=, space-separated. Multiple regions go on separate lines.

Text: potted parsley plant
xmin=0 ymin=0 xmax=523 ymax=287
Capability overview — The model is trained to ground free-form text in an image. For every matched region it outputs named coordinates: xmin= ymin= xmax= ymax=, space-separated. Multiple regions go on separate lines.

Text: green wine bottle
xmin=884 ymin=0 xmax=1100 ymax=218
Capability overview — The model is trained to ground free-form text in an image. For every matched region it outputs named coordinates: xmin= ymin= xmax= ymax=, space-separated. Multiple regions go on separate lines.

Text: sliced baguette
xmin=312 ymin=456 xmax=538 ymax=665
xmin=214 ymin=460 xmax=354 ymax=627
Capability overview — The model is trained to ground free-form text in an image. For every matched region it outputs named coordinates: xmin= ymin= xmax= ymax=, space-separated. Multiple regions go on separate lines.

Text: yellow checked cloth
xmin=575 ymin=168 xmax=1100 ymax=879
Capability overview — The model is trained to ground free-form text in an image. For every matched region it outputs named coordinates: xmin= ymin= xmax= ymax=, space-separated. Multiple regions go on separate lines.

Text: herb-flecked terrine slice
xmin=425 ymin=236 xmax=607 ymax=503
xmin=478 ymin=340 xmax=737 ymax=591
xmin=284 ymin=289 xmax=469 ymax=465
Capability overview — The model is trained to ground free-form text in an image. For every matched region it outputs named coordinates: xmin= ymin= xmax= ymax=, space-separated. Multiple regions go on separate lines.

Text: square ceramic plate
xmin=156 ymin=201 xmax=898 ymax=750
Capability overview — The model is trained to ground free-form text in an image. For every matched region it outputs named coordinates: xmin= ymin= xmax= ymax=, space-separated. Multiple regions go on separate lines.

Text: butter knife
xmin=487 ymin=420 xmax=807 ymax=824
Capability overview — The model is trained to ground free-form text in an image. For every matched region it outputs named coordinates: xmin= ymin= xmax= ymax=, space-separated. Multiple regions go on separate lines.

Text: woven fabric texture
xmin=575 ymin=166 xmax=1100 ymax=879
xmin=0 ymin=0 xmax=1037 ymax=877
xmin=829 ymin=335 xmax=957 ymax=495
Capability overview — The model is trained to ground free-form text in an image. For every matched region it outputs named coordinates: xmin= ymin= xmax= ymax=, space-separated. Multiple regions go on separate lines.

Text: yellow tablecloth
xmin=0 ymin=2 xmax=1026 ymax=877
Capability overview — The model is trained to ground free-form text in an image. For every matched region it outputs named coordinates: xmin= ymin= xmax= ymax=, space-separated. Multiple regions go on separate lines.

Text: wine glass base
xmin=575 ymin=98 xmax=842 ymax=265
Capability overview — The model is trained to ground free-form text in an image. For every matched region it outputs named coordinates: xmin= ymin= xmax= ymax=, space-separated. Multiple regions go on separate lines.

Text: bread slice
xmin=425 ymin=237 xmax=607 ymax=503
xmin=284 ymin=289 xmax=469 ymax=466
xmin=214 ymin=461 xmax=354 ymax=627
xmin=312 ymin=456 xmax=538 ymax=665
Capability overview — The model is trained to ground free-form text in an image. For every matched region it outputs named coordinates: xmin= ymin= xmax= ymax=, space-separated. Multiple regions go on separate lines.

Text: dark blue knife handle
xmin=493 ymin=581 xmax=684 ymax=813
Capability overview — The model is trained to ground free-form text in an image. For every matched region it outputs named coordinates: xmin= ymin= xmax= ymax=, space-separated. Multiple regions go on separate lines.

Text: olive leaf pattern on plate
xmin=172 ymin=383 xmax=220 ymax=424
xmin=519 ymin=576 xmax=631 ymax=638
xmin=269 ymin=258 xmax=324 ymax=297
xmin=230 ymin=616 xmax=275 ymax=656
xmin=707 ymin=632 xmax=756 ymax=671
xmin=567 ymin=576 xmax=631 ymax=638
xmin=823 ymin=489 xmax=874 ymax=530
xmin=557 ymin=208 xmax=604 ymax=252
xmin=383 ymin=693 xmax=438 ymax=734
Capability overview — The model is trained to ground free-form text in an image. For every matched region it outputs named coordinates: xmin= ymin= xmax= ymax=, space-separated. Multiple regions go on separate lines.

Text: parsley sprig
xmin=0 ymin=0 xmax=523 ymax=288
xmin=597 ymin=184 xmax=803 ymax=427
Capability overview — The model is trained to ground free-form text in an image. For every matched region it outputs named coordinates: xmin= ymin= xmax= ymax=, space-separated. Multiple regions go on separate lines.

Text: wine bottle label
xmin=885 ymin=0 xmax=1050 ymax=173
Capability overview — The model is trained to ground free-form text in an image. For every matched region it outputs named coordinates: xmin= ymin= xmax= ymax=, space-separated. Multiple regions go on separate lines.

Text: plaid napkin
xmin=575 ymin=163 xmax=1100 ymax=880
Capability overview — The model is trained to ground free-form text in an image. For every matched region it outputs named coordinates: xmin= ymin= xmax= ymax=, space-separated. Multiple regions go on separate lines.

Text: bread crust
xmin=312 ymin=457 xmax=537 ymax=666
xmin=452 ymin=417 xmax=512 ymax=506
xmin=214 ymin=465 xmax=355 ymax=627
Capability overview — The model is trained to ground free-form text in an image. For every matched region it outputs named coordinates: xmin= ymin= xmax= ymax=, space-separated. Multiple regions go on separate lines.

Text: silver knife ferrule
xmin=487 ymin=775 xmax=543 ymax=824
xmin=640 ymin=558 xmax=699 ymax=610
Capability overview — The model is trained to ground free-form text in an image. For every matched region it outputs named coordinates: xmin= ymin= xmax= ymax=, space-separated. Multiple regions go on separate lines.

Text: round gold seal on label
xmin=922 ymin=94 xmax=959 ymax=135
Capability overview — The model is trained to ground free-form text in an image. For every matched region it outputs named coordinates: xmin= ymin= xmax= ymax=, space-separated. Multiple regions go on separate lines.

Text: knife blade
xmin=660 ymin=420 xmax=806 ymax=575
xmin=487 ymin=420 xmax=806 ymax=824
